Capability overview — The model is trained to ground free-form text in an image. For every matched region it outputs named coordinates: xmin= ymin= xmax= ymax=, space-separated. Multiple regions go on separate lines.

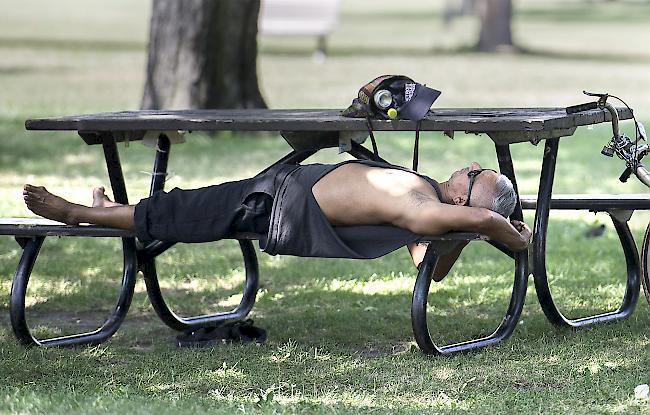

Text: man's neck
xmin=437 ymin=180 xmax=454 ymax=204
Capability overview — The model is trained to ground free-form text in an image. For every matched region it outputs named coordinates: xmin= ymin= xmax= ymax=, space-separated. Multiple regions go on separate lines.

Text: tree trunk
xmin=142 ymin=0 xmax=266 ymax=110
xmin=476 ymin=0 xmax=514 ymax=52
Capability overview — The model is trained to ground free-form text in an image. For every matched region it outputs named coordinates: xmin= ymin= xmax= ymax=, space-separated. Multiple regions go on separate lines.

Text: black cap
xmin=398 ymin=84 xmax=441 ymax=121
xmin=341 ymin=75 xmax=442 ymax=120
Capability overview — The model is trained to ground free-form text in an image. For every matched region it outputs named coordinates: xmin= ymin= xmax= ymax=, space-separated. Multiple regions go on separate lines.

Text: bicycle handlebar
xmin=596 ymin=99 xmax=650 ymax=187
xmin=635 ymin=165 xmax=650 ymax=187
xmin=602 ymin=102 xmax=620 ymax=140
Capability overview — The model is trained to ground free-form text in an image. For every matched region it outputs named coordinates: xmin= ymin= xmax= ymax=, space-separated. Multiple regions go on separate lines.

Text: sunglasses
xmin=464 ymin=168 xmax=497 ymax=206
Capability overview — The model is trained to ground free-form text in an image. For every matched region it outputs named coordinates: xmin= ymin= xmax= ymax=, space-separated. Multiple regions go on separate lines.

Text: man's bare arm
xmin=404 ymin=202 xmax=530 ymax=252
xmin=404 ymin=203 xmax=530 ymax=282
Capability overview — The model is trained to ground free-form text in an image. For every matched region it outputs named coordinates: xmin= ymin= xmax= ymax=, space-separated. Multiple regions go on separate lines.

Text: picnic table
xmin=5 ymin=107 xmax=646 ymax=354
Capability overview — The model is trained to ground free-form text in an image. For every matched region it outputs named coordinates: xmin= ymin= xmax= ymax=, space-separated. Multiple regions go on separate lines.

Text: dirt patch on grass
xmin=26 ymin=309 xmax=158 ymax=330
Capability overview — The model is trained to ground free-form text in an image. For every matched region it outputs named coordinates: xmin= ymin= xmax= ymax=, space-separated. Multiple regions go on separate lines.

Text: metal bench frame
xmin=519 ymin=138 xmax=644 ymax=328
xmin=9 ymin=235 xmax=137 ymax=347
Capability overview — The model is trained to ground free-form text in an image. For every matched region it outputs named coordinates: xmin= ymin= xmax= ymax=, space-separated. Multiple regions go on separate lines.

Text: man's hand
xmin=510 ymin=219 xmax=532 ymax=250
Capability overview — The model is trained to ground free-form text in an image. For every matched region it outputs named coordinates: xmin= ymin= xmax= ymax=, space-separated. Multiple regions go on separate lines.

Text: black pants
xmin=134 ymin=178 xmax=273 ymax=243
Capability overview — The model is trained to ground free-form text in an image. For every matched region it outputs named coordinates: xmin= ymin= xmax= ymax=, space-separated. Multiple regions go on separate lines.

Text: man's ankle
xmin=65 ymin=206 xmax=84 ymax=225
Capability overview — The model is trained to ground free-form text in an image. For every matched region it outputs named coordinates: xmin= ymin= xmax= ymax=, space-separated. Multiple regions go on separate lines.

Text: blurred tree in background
xmin=477 ymin=0 xmax=514 ymax=52
xmin=141 ymin=0 xmax=516 ymax=111
xmin=142 ymin=0 xmax=267 ymax=110
xmin=446 ymin=0 xmax=514 ymax=52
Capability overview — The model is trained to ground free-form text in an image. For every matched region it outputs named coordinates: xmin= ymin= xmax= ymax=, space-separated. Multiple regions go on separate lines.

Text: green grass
xmin=2 ymin=0 xmax=650 ymax=413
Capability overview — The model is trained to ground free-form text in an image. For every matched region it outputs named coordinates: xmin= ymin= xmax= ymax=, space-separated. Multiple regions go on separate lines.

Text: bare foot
xmin=23 ymin=184 xmax=83 ymax=225
xmin=92 ymin=186 xmax=121 ymax=208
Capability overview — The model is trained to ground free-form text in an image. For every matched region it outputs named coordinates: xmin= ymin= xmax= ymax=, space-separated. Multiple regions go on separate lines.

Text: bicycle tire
xmin=642 ymin=222 xmax=650 ymax=305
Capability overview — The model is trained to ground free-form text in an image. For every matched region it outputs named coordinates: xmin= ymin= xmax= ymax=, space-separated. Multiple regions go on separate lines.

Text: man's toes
xmin=24 ymin=196 xmax=36 ymax=207
xmin=24 ymin=188 xmax=48 ymax=203
xmin=98 ymin=188 xmax=114 ymax=202
xmin=25 ymin=189 xmax=39 ymax=198
xmin=92 ymin=186 xmax=111 ymax=206
xmin=26 ymin=185 xmax=43 ymax=195
xmin=25 ymin=184 xmax=45 ymax=192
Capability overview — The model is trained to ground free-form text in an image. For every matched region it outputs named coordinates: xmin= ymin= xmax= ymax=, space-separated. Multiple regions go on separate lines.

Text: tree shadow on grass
xmin=0 ymin=65 xmax=73 ymax=76
xmin=516 ymin=2 xmax=650 ymax=23
xmin=519 ymin=46 xmax=650 ymax=64
xmin=0 ymin=37 xmax=144 ymax=53
xmin=259 ymin=44 xmax=469 ymax=58
xmin=259 ymin=43 xmax=650 ymax=64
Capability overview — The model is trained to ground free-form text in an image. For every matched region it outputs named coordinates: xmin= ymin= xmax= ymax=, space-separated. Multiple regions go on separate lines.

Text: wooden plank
xmin=25 ymin=107 xmax=633 ymax=136
xmin=0 ymin=218 xmax=135 ymax=237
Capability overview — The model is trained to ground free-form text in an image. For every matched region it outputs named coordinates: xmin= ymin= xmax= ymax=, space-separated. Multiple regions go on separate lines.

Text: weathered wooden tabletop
xmin=25 ymin=107 xmax=632 ymax=145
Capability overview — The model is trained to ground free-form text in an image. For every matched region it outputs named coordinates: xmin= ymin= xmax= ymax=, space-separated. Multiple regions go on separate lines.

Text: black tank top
xmin=261 ymin=160 xmax=443 ymax=259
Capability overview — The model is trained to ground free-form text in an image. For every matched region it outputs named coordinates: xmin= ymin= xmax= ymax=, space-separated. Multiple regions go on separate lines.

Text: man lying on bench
xmin=22 ymin=159 xmax=531 ymax=281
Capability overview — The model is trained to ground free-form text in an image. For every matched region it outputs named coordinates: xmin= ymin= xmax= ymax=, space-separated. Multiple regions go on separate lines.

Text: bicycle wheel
xmin=642 ymin=222 xmax=650 ymax=305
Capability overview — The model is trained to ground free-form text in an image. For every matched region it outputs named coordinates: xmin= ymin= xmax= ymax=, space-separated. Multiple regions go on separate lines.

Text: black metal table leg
xmin=411 ymin=242 xmax=528 ymax=355
xmin=10 ymin=236 xmax=138 ymax=347
xmin=491 ymin=144 xmax=527 ymax=261
xmin=139 ymin=134 xmax=263 ymax=331
xmin=149 ymin=133 xmax=171 ymax=196
xmin=101 ymin=134 xmax=130 ymax=205
xmin=347 ymin=141 xmax=387 ymax=163
xmin=257 ymin=149 xmax=317 ymax=175
xmin=495 ymin=144 xmax=524 ymax=222
xmin=532 ymin=138 xmax=639 ymax=326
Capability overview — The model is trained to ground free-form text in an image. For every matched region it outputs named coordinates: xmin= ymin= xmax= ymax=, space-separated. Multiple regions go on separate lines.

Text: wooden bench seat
xmin=520 ymin=194 xmax=650 ymax=211
xmin=0 ymin=218 xmax=135 ymax=238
